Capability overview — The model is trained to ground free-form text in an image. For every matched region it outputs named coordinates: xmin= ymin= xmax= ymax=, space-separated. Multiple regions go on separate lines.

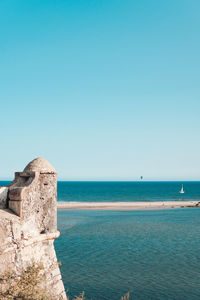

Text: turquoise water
xmin=57 ymin=181 xmax=200 ymax=202
xmin=55 ymin=208 xmax=200 ymax=300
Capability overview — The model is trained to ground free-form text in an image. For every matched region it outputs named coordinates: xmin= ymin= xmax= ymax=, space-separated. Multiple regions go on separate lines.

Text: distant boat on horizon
xmin=179 ymin=184 xmax=185 ymax=194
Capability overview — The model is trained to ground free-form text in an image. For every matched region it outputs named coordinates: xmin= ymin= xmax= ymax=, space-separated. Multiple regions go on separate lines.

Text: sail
xmin=179 ymin=184 xmax=184 ymax=194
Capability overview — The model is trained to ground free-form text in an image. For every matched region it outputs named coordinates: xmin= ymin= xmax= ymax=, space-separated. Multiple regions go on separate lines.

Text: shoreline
xmin=57 ymin=201 xmax=200 ymax=211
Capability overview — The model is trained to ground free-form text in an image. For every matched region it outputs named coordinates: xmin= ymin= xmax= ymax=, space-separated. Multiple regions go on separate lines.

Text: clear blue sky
xmin=0 ymin=0 xmax=200 ymax=180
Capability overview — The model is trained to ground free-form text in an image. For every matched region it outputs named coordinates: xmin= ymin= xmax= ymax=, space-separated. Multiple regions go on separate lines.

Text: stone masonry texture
xmin=0 ymin=158 xmax=67 ymax=299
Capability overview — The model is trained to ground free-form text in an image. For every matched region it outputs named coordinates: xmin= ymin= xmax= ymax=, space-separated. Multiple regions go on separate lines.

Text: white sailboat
xmin=179 ymin=184 xmax=185 ymax=194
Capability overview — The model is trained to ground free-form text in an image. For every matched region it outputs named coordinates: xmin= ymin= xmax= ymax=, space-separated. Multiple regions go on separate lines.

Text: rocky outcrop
xmin=0 ymin=158 xmax=67 ymax=299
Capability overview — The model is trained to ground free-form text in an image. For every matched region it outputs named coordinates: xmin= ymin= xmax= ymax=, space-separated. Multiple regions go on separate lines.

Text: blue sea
xmin=56 ymin=181 xmax=200 ymax=202
xmin=1 ymin=181 xmax=200 ymax=299
xmin=56 ymin=208 xmax=200 ymax=300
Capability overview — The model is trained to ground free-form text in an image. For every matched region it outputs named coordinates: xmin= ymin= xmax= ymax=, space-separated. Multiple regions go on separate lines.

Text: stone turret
xmin=0 ymin=158 xmax=67 ymax=299
xmin=8 ymin=158 xmax=57 ymax=234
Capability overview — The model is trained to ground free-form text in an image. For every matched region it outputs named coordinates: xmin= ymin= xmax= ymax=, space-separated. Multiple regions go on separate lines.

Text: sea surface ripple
xmin=55 ymin=208 xmax=200 ymax=300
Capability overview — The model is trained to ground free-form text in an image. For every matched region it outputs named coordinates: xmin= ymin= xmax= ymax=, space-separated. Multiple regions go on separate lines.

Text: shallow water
xmin=55 ymin=208 xmax=200 ymax=300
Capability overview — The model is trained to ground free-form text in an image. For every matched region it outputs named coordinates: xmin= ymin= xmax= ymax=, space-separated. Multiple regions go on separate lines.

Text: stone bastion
xmin=0 ymin=158 xmax=67 ymax=299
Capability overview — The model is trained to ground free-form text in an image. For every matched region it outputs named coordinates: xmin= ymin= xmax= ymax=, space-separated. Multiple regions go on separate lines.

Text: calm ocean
xmin=55 ymin=182 xmax=200 ymax=299
xmin=1 ymin=181 xmax=200 ymax=299
xmin=56 ymin=208 xmax=200 ymax=300
xmin=57 ymin=181 xmax=200 ymax=203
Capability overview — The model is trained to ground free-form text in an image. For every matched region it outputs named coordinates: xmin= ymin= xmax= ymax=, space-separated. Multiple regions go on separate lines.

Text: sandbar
xmin=57 ymin=201 xmax=200 ymax=210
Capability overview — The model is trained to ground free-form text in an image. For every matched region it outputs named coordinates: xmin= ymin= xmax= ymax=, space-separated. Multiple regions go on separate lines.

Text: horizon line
xmin=0 ymin=179 xmax=200 ymax=182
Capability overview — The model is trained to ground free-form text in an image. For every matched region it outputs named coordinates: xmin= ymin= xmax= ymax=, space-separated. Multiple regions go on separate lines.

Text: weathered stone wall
xmin=0 ymin=158 xmax=67 ymax=299
xmin=0 ymin=187 xmax=8 ymax=209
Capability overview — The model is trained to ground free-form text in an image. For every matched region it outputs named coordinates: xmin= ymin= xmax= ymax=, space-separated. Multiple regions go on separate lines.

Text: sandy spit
xmin=57 ymin=201 xmax=200 ymax=210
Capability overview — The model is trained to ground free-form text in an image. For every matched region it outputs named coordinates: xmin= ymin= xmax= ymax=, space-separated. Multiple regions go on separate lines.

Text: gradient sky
xmin=0 ymin=0 xmax=200 ymax=180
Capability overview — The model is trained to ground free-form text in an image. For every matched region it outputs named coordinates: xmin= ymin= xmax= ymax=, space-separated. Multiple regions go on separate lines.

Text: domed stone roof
xmin=23 ymin=158 xmax=57 ymax=173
